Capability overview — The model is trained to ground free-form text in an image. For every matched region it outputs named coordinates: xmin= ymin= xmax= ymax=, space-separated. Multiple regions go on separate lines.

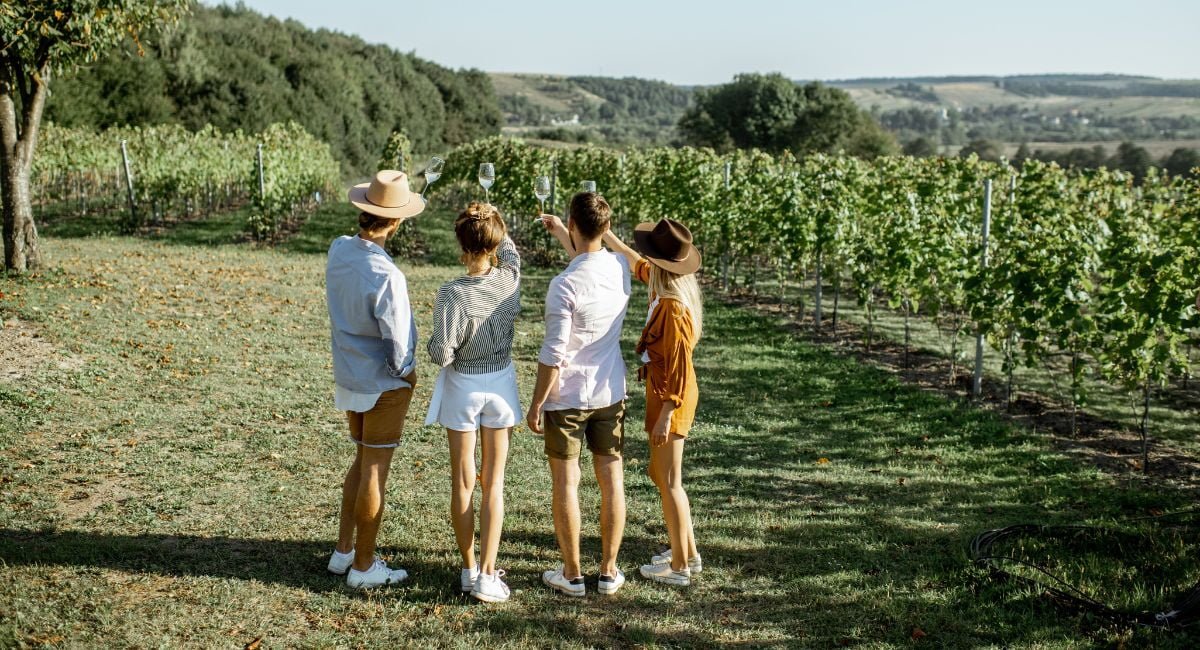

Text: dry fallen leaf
xmin=816 ymin=457 xmax=831 ymax=465
xmin=911 ymin=627 xmax=927 ymax=640
xmin=244 ymin=637 xmax=263 ymax=650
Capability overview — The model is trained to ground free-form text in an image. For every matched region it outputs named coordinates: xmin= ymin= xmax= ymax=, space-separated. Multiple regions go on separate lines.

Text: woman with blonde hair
xmin=602 ymin=219 xmax=704 ymax=587
xmin=426 ymin=202 xmax=522 ymax=603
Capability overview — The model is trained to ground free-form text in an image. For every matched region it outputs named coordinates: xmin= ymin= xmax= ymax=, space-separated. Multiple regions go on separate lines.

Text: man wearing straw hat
xmin=324 ymin=171 xmax=424 ymax=589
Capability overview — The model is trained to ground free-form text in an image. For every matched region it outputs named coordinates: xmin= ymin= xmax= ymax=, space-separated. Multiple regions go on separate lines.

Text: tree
xmin=957 ymin=138 xmax=1002 ymax=162
xmin=902 ymin=137 xmax=938 ymax=158
xmin=843 ymin=116 xmax=899 ymax=159
xmin=1161 ymin=147 xmax=1200 ymax=179
xmin=677 ymin=73 xmax=884 ymax=157
xmin=1011 ymin=142 xmax=1032 ymax=166
xmin=1110 ymin=141 xmax=1153 ymax=184
xmin=1 ymin=0 xmax=189 ymax=272
xmin=46 ymin=5 xmax=503 ymax=175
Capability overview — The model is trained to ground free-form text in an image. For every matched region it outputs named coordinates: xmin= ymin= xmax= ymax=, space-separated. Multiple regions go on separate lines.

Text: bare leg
xmin=650 ymin=435 xmax=692 ymax=572
xmin=594 ymin=454 xmax=626 ymax=577
xmin=478 ymin=426 xmax=511 ymax=575
xmin=447 ymin=429 xmax=478 ymax=570
xmin=549 ymin=457 xmax=583 ymax=579
xmin=336 ymin=449 xmax=363 ymax=554
xmin=351 ymin=445 xmax=396 ymax=571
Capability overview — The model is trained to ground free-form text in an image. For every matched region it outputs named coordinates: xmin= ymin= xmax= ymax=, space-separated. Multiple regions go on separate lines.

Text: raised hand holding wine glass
xmin=478 ymin=162 xmax=495 ymax=202
xmin=534 ymin=175 xmax=551 ymax=214
xmin=420 ymin=156 xmax=444 ymax=201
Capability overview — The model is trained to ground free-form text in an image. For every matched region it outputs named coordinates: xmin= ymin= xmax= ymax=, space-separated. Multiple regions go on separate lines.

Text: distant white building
xmin=550 ymin=114 xmax=581 ymax=127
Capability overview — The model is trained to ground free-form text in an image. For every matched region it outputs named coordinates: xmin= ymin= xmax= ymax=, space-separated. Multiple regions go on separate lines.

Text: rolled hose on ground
xmin=968 ymin=511 xmax=1200 ymax=631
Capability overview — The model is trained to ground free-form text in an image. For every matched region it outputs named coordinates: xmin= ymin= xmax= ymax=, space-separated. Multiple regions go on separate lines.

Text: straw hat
xmin=348 ymin=170 xmax=425 ymax=220
xmin=633 ymin=218 xmax=701 ymax=275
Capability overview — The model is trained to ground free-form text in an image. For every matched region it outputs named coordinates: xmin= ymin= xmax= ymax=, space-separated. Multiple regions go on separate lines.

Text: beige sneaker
xmin=650 ymin=548 xmax=702 ymax=574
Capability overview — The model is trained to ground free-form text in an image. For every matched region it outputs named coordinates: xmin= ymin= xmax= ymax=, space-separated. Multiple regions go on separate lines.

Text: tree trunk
xmin=1 ymin=67 xmax=49 ymax=273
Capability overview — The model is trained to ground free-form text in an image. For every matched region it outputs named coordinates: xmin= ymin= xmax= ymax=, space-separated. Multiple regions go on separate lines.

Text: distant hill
xmin=47 ymin=4 xmax=502 ymax=172
xmin=490 ymin=72 xmax=1200 ymax=148
xmin=490 ymin=73 xmax=692 ymax=145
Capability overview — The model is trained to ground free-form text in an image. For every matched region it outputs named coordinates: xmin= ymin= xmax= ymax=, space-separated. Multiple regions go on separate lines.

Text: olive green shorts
xmin=543 ymin=400 xmax=625 ymax=460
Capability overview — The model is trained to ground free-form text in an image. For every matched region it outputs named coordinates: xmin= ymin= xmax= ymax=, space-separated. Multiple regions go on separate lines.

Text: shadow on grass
xmin=0 ymin=528 xmax=448 ymax=595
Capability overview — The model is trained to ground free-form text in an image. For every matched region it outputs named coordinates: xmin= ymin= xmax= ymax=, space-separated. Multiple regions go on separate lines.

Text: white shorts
xmin=425 ymin=363 xmax=522 ymax=431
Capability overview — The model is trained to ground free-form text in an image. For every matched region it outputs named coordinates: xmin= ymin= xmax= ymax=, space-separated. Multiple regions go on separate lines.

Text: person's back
xmin=527 ymin=192 xmax=632 ymax=598
xmin=326 ymin=235 xmax=416 ymax=395
xmin=541 ymin=248 xmax=631 ymax=411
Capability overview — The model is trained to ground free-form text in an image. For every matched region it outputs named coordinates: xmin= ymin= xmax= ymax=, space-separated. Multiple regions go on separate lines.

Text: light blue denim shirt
xmin=326 ymin=235 xmax=416 ymax=405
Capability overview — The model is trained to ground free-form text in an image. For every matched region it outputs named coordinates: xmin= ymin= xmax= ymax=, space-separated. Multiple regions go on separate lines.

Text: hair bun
xmin=467 ymin=202 xmax=495 ymax=221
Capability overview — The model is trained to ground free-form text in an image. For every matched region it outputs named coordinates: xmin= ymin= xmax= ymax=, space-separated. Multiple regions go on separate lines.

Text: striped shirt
xmin=428 ymin=236 xmax=521 ymax=374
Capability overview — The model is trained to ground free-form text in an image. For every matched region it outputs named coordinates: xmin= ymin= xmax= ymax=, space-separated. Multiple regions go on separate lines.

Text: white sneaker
xmin=461 ymin=566 xmax=480 ymax=593
xmin=598 ymin=569 xmax=625 ymax=596
xmin=542 ymin=566 xmax=586 ymax=597
xmin=640 ymin=562 xmax=690 ymax=586
xmin=650 ymin=548 xmax=703 ymax=574
xmin=346 ymin=558 xmax=409 ymax=589
xmin=471 ymin=570 xmax=511 ymax=603
xmin=327 ymin=549 xmax=355 ymax=575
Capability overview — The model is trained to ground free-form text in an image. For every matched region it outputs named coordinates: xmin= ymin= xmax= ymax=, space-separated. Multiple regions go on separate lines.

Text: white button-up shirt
xmin=326 ymin=235 xmax=416 ymax=412
xmin=537 ymin=250 xmax=631 ymax=411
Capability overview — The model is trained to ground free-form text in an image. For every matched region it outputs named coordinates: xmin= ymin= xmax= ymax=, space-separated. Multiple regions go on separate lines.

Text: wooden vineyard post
xmin=120 ymin=140 xmax=137 ymax=227
xmin=549 ymin=159 xmax=558 ymax=216
xmin=256 ymin=143 xmax=266 ymax=201
xmin=973 ymin=179 xmax=993 ymax=399
xmin=722 ymin=161 xmax=731 ymax=293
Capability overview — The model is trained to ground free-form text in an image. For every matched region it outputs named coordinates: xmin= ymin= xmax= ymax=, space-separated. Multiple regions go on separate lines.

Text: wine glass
xmin=580 ymin=180 xmax=597 ymax=193
xmin=534 ymin=175 xmax=551 ymax=214
xmin=478 ymin=163 xmax=495 ymax=202
xmin=420 ymin=156 xmax=444 ymax=201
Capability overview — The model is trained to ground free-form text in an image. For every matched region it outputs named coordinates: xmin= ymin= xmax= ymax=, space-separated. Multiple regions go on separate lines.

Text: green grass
xmin=1 ymin=205 xmax=1198 ymax=648
xmin=730 ymin=272 xmax=1200 ymax=469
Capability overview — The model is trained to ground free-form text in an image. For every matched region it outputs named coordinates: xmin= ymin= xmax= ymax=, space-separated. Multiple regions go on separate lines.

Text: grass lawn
xmin=1 ymin=205 xmax=1198 ymax=648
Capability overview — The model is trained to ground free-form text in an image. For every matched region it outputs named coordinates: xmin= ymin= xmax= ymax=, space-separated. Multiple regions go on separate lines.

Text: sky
xmin=234 ymin=0 xmax=1200 ymax=85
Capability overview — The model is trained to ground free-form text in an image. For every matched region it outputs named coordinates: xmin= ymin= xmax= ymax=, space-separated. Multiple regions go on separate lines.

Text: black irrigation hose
xmin=969 ymin=512 xmax=1200 ymax=631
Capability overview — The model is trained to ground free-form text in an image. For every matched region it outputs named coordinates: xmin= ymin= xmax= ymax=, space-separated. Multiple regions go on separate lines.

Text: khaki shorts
xmin=347 ymin=386 xmax=414 ymax=449
xmin=543 ymin=400 xmax=625 ymax=460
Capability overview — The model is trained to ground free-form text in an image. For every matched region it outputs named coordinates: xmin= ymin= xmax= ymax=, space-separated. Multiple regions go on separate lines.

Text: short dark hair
xmin=568 ymin=192 xmax=611 ymax=240
xmin=359 ymin=211 xmax=399 ymax=236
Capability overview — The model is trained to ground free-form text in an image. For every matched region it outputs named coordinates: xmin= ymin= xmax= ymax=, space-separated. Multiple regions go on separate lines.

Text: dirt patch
xmin=0 ymin=317 xmax=84 ymax=383
xmin=57 ymin=476 xmax=137 ymax=523
xmin=722 ymin=290 xmax=1200 ymax=491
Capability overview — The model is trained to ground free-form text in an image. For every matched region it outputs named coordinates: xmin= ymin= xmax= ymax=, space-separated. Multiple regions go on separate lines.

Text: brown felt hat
xmin=348 ymin=170 xmax=425 ymax=220
xmin=633 ymin=218 xmax=701 ymax=275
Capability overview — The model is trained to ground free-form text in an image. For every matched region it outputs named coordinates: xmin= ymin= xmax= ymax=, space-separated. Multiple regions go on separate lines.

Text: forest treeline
xmin=45 ymin=3 xmax=502 ymax=173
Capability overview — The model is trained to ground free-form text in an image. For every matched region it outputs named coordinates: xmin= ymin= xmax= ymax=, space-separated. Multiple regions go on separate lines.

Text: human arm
xmin=528 ymin=277 xmax=574 ymax=433
xmin=650 ymin=403 xmax=675 ymax=447
xmin=601 ymin=230 xmax=642 ymax=269
xmin=427 ymin=287 xmax=466 ymax=369
xmin=375 ymin=274 xmax=418 ymax=385
xmin=538 ymin=214 xmax=579 ymax=260
xmin=645 ymin=301 xmax=691 ymax=446
xmin=526 ymin=362 xmax=561 ymax=435
xmin=496 ymin=235 xmax=521 ymax=273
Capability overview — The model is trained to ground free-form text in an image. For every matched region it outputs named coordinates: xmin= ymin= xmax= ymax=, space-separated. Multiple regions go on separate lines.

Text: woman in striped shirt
xmin=425 ymin=202 xmax=522 ymax=603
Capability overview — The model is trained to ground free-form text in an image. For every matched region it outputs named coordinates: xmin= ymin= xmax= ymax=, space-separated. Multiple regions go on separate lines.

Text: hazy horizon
xmin=231 ymin=0 xmax=1200 ymax=85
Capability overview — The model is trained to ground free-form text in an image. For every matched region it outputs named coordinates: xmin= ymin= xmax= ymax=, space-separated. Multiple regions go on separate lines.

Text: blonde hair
xmin=649 ymin=264 xmax=704 ymax=340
